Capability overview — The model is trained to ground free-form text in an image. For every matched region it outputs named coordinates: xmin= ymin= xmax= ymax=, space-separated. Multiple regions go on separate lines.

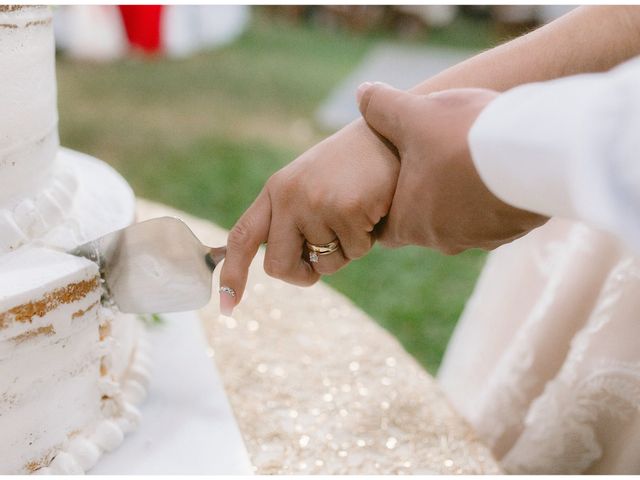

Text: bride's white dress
xmin=438 ymin=218 xmax=640 ymax=474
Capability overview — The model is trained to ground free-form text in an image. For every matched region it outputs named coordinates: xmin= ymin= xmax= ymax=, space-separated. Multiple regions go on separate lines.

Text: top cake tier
xmin=0 ymin=6 xmax=58 ymax=204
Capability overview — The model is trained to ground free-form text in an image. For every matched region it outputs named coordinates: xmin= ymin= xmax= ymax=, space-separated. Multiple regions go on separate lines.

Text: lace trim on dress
xmin=501 ymin=257 xmax=640 ymax=473
xmin=469 ymin=226 xmax=593 ymax=451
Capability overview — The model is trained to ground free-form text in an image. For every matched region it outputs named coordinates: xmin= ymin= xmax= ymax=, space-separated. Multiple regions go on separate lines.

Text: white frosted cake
xmin=0 ymin=6 xmax=148 ymax=474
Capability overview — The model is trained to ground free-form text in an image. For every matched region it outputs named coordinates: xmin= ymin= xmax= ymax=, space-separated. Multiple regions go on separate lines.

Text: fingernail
xmin=219 ymin=286 xmax=236 ymax=316
xmin=356 ymin=81 xmax=373 ymax=104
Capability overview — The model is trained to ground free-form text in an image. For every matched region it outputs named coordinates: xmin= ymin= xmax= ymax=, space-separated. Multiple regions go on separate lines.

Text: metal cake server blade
xmin=68 ymin=217 xmax=226 ymax=314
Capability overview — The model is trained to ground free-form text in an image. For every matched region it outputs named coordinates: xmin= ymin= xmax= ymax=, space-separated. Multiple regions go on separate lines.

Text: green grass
xmin=324 ymin=246 xmax=486 ymax=371
xmin=57 ymin=9 xmax=490 ymax=373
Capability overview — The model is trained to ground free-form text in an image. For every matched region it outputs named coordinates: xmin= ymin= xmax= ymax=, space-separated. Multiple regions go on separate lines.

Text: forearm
xmin=411 ymin=5 xmax=640 ymax=94
xmin=350 ymin=6 xmax=640 ymax=158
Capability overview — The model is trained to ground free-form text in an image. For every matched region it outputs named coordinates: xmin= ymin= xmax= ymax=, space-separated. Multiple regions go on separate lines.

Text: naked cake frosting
xmin=0 ymin=6 xmax=148 ymax=474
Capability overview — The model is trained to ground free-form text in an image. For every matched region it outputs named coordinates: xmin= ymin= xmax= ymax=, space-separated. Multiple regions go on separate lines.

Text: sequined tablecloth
xmin=136 ymin=199 xmax=501 ymax=474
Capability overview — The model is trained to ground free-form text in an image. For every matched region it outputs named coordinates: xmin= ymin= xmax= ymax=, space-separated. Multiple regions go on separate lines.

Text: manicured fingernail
xmin=219 ymin=286 xmax=236 ymax=316
xmin=356 ymin=81 xmax=373 ymax=104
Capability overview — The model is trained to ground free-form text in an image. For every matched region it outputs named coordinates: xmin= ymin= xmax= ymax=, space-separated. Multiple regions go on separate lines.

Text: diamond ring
xmin=219 ymin=286 xmax=236 ymax=297
xmin=305 ymin=238 xmax=340 ymax=263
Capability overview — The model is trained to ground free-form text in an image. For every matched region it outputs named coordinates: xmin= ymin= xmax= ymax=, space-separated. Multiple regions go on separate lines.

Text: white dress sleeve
xmin=468 ymin=55 xmax=640 ymax=251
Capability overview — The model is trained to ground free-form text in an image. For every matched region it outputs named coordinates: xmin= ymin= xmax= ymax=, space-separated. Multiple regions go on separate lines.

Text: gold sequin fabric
xmin=136 ymin=199 xmax=501 ymax=474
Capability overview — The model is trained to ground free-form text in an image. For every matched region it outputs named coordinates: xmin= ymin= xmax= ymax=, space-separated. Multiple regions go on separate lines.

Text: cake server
xmin=68 ymin=217 xmax=226 ymax=314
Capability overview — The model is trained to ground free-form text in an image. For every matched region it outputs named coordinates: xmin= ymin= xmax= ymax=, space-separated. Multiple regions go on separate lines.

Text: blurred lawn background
xmin=57 ymin=7 xmax=499 ymax=373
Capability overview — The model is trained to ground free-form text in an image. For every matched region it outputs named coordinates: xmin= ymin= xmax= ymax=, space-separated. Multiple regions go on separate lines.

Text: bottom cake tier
xmin=0 ymin=147 xmax=145 ymax=473
xmin=0 ymin=248 xmax=150 ymax=474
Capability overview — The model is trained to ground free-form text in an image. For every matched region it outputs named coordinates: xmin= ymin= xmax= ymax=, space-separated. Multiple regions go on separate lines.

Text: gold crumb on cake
xmin=0 ymin=6 xmax=51 ymax=28
xmin=0 ymin=277 xmax=100 ymax=329
xmin=24 ymin=452 xmax=50 ymax=474
xmin=98 ymin=320 xmax=111 ymax=341
xmin=0 ymin=5 xmax=30 ymax=12
xmin=24 ymin=18 xmax=52 ymax=27
xmin=98 ymin=313 xmax=114 ymax=377
xmin=25 ymin=461 xmax=41 ymax=473
xmin=72 ymin=300 xmax=99 ymax=320
xmin=12 ymin=324 xmax=55 ymax=344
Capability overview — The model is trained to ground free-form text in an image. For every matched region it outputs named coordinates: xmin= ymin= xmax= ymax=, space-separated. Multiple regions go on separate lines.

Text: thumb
xmin=356 ymin=82 xmax=411 ymax=146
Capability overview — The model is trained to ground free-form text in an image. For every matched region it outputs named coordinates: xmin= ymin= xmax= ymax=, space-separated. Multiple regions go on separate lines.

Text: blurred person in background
xmin=54 ymin=5 xmax=126 ymax=61
xmin=52 ymin=5 xmax=572 ymax=61
xmin=219 ymin=6 xmax=640 ymax=473
xmin=54 ymin=5 xmax=249 ymax=60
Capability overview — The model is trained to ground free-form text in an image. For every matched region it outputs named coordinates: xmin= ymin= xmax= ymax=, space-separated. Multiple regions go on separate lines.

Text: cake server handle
xmin=205 ymin=245 xmax=226 ymax=272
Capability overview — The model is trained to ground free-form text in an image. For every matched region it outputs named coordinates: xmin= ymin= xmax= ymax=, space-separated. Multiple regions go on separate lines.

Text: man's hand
xmin=218 ymin=121 xmax=399 ymax=315
xmin=358 ymin=83 xmax=548 ymax=254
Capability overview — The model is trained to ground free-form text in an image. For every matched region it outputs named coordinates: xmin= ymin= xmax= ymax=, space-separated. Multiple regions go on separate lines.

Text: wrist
xmin=348 ymin=118 xmax=400 ymax=161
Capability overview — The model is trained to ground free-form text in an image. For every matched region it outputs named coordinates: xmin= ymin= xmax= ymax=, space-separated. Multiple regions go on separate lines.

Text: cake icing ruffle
xmin=0 ymin=148 xmax=135 ymax=254
xmin=34 ymin=323 xmax=152 ymax=474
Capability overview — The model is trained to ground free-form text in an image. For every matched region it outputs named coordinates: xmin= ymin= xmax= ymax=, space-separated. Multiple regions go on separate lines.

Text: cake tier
xmin=0 ymin=248 xmax=149 ymax=474
xmin=0 ymin=148 xmax=135 ymax=254
xmin=0 ymin=248 xmax=141 ymax=473
xmin=0 ymin=149 xmax=141 ymax=474
xmin=0 ymin=6 xmax=58 ymax=204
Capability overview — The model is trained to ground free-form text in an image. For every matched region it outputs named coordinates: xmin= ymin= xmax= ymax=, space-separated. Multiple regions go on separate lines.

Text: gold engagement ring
xmin=305 ymin=239 xmax=340 ymax=263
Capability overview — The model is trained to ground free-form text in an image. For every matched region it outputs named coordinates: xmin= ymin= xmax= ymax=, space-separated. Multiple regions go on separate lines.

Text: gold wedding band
xmin=305 ymin=238 xmax=340 ymax=263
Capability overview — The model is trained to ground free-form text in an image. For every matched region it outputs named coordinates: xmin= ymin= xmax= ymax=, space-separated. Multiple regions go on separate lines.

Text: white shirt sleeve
xmin=468 ymin=55 xmax=640 ymax=250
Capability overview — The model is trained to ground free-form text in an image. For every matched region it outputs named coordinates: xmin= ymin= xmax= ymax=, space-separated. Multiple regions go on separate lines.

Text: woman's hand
xmin=357 ymin=83 xmax=548 ymax=254
xmin=218 ymin=120 xmax=399 ymax=315
xmin=216 ymin=4 xmax=633 ymax=315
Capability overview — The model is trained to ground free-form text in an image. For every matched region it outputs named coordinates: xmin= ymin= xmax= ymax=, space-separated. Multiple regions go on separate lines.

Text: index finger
xmin=219 ymin=188 xmax=271 ymax=315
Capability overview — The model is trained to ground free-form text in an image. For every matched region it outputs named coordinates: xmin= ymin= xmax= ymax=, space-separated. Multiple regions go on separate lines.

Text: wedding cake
xmin=0 ymin=6 xmax=148 ymax=474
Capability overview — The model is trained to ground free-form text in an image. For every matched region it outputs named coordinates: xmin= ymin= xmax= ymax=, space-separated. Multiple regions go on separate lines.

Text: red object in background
xmin=118 ymin=5 xmax=164 ymax=54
